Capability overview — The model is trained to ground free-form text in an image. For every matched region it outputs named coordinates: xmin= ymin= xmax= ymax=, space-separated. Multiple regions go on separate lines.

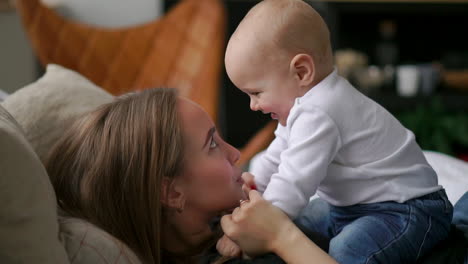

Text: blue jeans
xmin=453 ymin=192 xmax=468 ymax=264
xmin=295 ymin=190 xmax=453 ymax=264
xmin=453 ymin=191 xmax=468 ymax=240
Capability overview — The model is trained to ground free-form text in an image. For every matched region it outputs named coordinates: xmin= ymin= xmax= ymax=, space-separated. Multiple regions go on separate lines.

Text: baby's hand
xmin=242 ymin=172 xmax=257 ymax=194
xmin=216 ymin=234 xmax=242 ymax=257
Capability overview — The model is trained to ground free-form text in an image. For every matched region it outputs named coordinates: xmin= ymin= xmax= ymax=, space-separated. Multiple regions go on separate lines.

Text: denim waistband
xmin=418 ymin=189 xmax=448 ymax=201
xmin=415 ymin=189 xmax=453 ymax=213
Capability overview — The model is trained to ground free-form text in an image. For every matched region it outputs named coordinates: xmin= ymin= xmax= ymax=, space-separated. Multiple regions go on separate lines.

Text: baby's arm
xmin=217 ymin=234 xmax=241 ymax=257
xmin=249 ymin=126 xmax=288 ymax=192
xmin=262 ymin=110 xmax=341 ymax=218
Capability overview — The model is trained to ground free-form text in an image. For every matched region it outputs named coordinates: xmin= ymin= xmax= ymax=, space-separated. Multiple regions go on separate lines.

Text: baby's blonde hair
xmin=237 ymin=0 xmax=333 ymax=72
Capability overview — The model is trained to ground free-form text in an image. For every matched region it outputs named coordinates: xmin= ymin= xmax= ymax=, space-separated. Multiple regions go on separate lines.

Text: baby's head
xmin=225 ymin=0 xmax=333 ymax=126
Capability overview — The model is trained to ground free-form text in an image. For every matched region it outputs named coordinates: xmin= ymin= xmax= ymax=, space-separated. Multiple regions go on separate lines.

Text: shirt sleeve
xmin=249 ymin=125 xmax=288 ymax=193
xmin=262 ymin=107 xmax=341 ymax=218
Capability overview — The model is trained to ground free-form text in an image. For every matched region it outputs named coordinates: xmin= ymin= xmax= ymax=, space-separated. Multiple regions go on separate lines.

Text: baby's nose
xmin=250 ymin=99 xmax=259 ymax=111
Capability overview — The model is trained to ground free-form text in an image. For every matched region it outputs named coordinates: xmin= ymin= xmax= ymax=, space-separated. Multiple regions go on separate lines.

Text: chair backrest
xmin=15 ymin=0 xmax=279 ymax=168
xmin=15 ymin=0 xmax=226 ymax=122
xmin=40 ymin=0 xmax=163 ymax=28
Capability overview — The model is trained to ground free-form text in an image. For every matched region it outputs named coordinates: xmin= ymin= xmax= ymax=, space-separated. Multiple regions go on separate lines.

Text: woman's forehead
xmin=178 ymin=97 xmax=204 ymax=120
xmin=178 ymin=98 xmax=214 ymax=142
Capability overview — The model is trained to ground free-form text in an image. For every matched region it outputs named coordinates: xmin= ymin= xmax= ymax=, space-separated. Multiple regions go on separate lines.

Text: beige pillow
xmin=1 ymin=64 xmax=114 ymax=163
xmin=0 ymin=105 xmax=70 ymax=263
xmin=1 ymin=64 xmax=142 ymax=263
xmin=59 ymin=216 xmax=142 ymax=264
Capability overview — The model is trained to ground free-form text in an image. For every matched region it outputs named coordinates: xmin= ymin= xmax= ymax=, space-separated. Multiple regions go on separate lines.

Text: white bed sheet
xmin=424 ymin=150 xmax=468 ymax=205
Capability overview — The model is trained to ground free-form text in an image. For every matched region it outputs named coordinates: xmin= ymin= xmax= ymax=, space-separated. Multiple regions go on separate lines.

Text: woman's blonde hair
xmin=46 ymin=88 xmax=184 ymax=264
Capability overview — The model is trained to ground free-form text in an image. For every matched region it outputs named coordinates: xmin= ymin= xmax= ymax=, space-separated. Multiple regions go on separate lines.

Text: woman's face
xmin=177 ymin=98 xmax=245 ymax=216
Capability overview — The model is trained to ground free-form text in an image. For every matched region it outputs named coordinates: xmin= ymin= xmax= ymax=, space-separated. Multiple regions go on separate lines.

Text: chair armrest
xmin=237 ymin=120 xmax=277 ymax=168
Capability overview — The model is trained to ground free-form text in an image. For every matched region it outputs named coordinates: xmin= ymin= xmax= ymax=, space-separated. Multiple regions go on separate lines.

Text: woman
xmin=46 ymin=88 xmax=336 ymax=263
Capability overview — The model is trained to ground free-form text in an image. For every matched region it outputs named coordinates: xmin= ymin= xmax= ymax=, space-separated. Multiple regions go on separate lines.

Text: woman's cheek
xmin=195 ymin=164 xmax=224 ymax=189
xmin=209 ymin=168 xmax=230 ymax=191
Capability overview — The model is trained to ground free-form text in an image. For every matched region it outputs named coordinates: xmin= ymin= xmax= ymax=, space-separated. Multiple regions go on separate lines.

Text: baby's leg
xmin=453 ymin=191 xmax=468 ymax=234
xmin=328 ymin=190 xmax=453 ymax=263
xmin=294 ymin=197 xmax=333 ymax=251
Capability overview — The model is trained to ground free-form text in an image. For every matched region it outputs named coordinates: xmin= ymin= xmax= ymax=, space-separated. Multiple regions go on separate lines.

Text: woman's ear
xmin=290 ymin=53 xmax=315 ymax=87
xmin=161 ymin=177 xmax=186 ymax=212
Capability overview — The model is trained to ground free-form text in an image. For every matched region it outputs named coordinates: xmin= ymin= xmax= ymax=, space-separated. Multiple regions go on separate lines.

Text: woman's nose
xmin=226 ymin=143 xmax=240 ymax=164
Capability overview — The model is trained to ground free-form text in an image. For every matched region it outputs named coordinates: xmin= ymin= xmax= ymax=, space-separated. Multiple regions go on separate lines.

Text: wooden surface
xmin=237 ymin=120 xmax=277 ymax=167
xmin=15 ymin=0 xmax=226 ymax=122
xmin=15 ymin=0 xmax=280 ymax=164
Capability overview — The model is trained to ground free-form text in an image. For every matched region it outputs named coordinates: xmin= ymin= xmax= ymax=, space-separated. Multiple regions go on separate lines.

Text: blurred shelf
xmin=317 ymin=0 xmax=468 ymax=3
xmin=225 ymin=0 xmax=468 ymax=2
xmin=367 ymin=91 xmax=468 ymax=113
xmin=166 ymin=0 xmax=468 ymax=148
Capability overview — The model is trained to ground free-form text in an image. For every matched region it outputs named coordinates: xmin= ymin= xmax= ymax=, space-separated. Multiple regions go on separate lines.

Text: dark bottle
xmin=375 ymin=20 xmax=399 ymax=91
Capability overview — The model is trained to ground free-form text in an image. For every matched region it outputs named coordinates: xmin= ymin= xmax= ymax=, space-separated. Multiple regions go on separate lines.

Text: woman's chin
xmin=226 ymin=193 xmax=245 ymax=211
xmin=235 ymin=183 xmax=246 ymax=198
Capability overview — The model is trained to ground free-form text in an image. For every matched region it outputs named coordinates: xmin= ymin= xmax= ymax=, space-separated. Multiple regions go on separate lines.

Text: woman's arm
xmin=271 ymin=219 xmax=335 ymax=264
xmin=221 ymin=191 xmax=337 ymax=264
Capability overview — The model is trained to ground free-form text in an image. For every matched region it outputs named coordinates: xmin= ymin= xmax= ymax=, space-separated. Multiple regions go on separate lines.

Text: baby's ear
xmin=290 ymin=53 xmax=315 ymax=86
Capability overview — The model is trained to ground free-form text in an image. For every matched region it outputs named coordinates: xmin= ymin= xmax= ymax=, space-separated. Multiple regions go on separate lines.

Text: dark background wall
xmin=166 ymin=1 xmax=468 ymax=151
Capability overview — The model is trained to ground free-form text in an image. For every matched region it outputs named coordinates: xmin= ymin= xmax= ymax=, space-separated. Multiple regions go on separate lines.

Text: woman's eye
xmin=209 ymin=137 xmax=218 ymax=149
xmin=251 ymin=92 xmax=260 ymax=96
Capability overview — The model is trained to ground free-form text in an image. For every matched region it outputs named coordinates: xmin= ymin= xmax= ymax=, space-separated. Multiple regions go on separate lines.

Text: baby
xmin=220 ymin=0 xmax=453 ymax=262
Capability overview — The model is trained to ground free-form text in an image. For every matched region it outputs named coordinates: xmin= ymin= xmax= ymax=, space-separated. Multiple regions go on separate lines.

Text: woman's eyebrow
xmin=203 ymin=127 xmax=216 ymax=149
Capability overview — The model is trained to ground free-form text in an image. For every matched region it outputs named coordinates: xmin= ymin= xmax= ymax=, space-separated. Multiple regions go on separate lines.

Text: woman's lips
xmin=234 ymin=169 xmax=244 ymax=185
xmin=236 ymin=173 xmax=244 ymax=185
xmin=271 ymin=113 xmax=278 ymax=120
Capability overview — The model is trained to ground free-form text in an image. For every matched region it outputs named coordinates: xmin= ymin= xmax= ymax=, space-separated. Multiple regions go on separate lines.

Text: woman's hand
xmin=220 ymin=190 xmax=292 ymax=257
xmin=220 ymin=191 xmax=338 ymax=264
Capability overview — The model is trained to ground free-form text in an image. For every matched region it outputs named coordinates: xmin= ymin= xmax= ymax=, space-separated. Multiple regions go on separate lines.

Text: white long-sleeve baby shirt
xmin=251 ymin=69 xmax=441 ymax=218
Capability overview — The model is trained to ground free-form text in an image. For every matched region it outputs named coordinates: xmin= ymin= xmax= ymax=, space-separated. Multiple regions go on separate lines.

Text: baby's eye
xmin=209 ymin=136 xmax=218 ymax=149
xmin=250 ymin=92 xmax=260 ymax=96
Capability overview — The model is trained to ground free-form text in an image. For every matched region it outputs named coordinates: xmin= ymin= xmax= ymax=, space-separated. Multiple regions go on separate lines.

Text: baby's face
xmin=226 ymin=47 xmax=300 ymax=126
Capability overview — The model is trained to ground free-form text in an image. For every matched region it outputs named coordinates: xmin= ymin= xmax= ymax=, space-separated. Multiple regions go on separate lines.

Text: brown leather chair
xmin=15 ymin=0 xmax=276 ymax=167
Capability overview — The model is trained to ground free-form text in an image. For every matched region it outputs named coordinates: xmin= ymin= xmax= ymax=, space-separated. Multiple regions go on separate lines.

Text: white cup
xmin=396 ymin=65 xmax=420 ymax=97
